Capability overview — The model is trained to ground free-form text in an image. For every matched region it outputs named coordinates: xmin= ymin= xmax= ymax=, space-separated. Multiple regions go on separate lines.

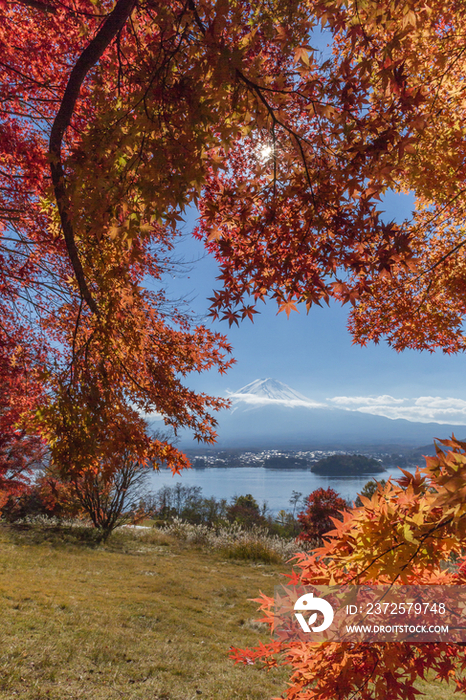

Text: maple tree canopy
xmin=3 ymin=0 xmax=465 ymax=358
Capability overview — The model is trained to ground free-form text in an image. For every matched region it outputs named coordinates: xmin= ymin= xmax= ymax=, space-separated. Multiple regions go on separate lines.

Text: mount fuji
xmin=179 ymin=378 xmax=466 ymax=450
xmin=228 ymin=378 xmax=322 ymax=408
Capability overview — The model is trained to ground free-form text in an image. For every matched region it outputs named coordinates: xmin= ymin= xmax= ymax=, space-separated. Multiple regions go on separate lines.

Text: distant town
xmin=184 ymin=445 xmax=430 ymax=471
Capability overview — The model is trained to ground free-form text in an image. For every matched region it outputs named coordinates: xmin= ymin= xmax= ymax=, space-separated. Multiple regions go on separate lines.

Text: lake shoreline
xmin=150 ymin=464 xmax=415 ymax=515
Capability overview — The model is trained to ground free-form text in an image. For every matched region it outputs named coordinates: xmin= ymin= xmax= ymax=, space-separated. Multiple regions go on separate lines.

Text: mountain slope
xmin=179 ymin=379 xmax=466 ymax=450
xmin=230 ymin=378 xmax=317 ymax=405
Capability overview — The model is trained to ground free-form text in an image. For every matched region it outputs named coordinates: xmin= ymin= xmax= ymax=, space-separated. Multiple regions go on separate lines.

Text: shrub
xmin=226 ymin=493 xmax=268 ymax=528
xmin=4 ymin=456 xmax=153 ymax=539
xmin=1 ymin=475 xmax=82 ymax=522
xmin=223 ymin=540 xmax=282 ymax=565
xmin=297 ymin=487 xmax=348 ymax=543
xmin=67 ymin=456 xmax=150 ymax=541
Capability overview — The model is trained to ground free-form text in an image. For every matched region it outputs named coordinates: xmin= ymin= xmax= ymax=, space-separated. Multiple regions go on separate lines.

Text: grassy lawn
xmin=0 ymin=523 xmax=459 ymax=699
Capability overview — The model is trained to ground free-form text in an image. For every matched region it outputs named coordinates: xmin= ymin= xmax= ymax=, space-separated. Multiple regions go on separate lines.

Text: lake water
xmin=147 ymin=465 xmax=413 ymax=514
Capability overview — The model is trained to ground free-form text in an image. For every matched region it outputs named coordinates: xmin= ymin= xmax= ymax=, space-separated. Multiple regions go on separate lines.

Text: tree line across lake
xmin=1 ymin=474 xmax=386 ymax=545
xmin=191 ymin=451 xmax=413 ymax=472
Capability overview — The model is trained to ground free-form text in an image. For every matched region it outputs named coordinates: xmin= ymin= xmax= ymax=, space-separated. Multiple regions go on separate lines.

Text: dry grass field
xmin=0 ymin=523 xmax=459 ymax=700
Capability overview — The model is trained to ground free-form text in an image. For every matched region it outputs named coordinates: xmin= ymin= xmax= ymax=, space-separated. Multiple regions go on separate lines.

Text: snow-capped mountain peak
xmin=228 ymin=378 xmax=321 ymax=407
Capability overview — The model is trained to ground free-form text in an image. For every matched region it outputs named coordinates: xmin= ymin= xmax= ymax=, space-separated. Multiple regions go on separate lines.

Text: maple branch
xmin=49 ymin=0 xmax=137 ymax=316
xmin=348 ymin=657 xmax=380 ymax=700
xmin=186 ymin=0 xmax=205 ymax=33
xmin=70 ymin=296 xmax=84 ymax=382
xmin=13 ymin=0 xmax=108 ymax=15
xmin=236 ymin=71 xmax=317 ymax=206
xmin=412 ymin=186 xmax=466 ymax=271
xmin=188 ymin=0 xmax=318 ymax=204
xmin=0 ymin=59 xmax=61 ymax=92
xmin=389 ymin=515 xmax=457 ymax=586
xmin=346 ymin=541 xmax=407 ymax=584
xmin=13 ymin=0 xmax=57 ymax=13
xmin=420 ymin=235 xmax=466 ymax=277
xmin=347 ymin=512 xmax=457 ymax=585
xmin=271 ymin=123 xmax=277 ymax=198
xmin=430 ymin=45 xmax=466 ymax=113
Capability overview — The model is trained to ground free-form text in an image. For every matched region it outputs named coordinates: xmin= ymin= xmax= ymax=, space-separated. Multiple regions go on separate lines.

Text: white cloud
xmin=327 ymin=395 xmax=466 ymax=425
xmin=147 ymin=390 xmax=466 ymax=427
xmin=229 ymin=392 xmax=324 ymax=409
xmin=330 ymin=395 xmax=405 ymax=407
xmin=143 ymin=411 xmax=165 ymax=422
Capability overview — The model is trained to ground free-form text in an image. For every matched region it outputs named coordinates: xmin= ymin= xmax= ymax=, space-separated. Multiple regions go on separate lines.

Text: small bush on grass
xmin=223 ymin=540 xmax=282 ymax=564
xmin=1 ymin=517 xmax=104 ymax=548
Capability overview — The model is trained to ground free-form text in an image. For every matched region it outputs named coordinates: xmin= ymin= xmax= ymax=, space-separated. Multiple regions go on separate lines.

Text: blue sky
xmin=153 ymin=28 xmax=466 ymax=430
xmin=159 ymin=193 xmax=466 ymax=428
